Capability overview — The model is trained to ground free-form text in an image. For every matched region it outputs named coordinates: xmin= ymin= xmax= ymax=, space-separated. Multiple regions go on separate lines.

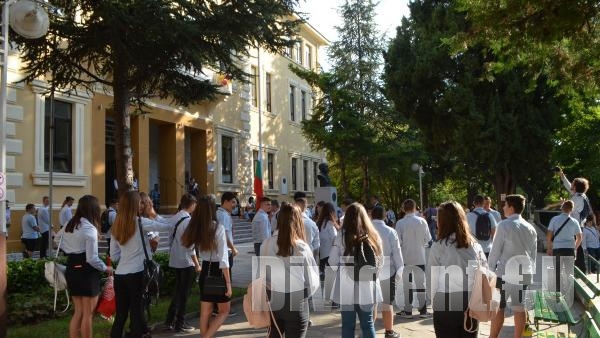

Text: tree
xmin=384 ymin=0 xmax=566 ymax=205
xmin=292 ymin=0 xmax=390 ymax=202
xmin=454 ymin=0 xmax=600 ymax=91
xmin=13 ymin=0 xmax=300 ymax=195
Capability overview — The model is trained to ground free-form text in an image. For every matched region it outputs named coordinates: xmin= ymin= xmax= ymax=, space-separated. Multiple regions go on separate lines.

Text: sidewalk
xmin=152 ymin=243 xmax=573 ymax=337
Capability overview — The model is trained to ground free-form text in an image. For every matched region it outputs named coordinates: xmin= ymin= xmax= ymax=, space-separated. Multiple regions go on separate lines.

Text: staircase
xmin=233 ymin=218 xmax=253 ymax=244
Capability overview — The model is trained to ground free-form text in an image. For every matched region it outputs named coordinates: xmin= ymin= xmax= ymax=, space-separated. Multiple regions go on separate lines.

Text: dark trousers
xmin=106 ymin=238 xmax=111 ymax=255
xmin=229 ymin=251 xmax=234 ymax=283
xmin=552 ymin=248 xmax=575 ymax=291
xmin=576 ymin=246 xmax=587 ymax=273
xmin=111 ymin=272 xmax=146 ymax=338
xmin=254 ymin=243 xmax=262 ymax=256
xmin=268 ymin=290 xmax=309 ymax=338
xmin=403 ymin=264 xmax=427 ymax=313
xmin=433 ymin=292 xmax=478 ymax=338
xmin=166 ymin=266 xmax=196 ymax=327
xmin=39 ymin=231 xmax=49 ymax=258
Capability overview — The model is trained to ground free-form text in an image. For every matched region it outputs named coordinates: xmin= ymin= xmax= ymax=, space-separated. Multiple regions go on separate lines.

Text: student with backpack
xmin=101 ymin=199 xmax=118 ymax=254
xmin=429 ymin=201 xmax=487 ymax=338
xmin=329 ymin=202 xmax=383 ymax=338
xmin=466 ymin=195 xmax=497 ymax=258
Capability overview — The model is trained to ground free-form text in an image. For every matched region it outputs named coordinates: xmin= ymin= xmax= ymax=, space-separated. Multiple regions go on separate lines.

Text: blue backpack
xmin=474 ymin=210 xmax=492 ymax=241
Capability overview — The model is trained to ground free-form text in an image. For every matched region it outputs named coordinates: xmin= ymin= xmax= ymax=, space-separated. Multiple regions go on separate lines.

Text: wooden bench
xmin=580 ymin=301 xmax=600 ymax=338
xmin=574 ymin=266 xmax=600 ymax=306
xmin=587 ymin=254 xmax=600 ymax=283
xmin=533 ymin=291 xmax=579 ymax=333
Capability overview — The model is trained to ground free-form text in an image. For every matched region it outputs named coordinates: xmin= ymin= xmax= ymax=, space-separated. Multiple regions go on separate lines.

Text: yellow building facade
xmin=5 ymin=22 xmax=328 ymax=252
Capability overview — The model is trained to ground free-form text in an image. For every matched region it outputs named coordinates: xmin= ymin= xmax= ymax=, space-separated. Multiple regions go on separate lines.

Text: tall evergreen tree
xmin=13 ymin=0 xmax=300 ymax=195
xmin=384 ymin=0 xmax=566 ymax=205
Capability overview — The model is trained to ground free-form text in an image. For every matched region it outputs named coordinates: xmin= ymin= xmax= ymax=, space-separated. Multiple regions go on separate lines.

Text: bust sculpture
xmin=317 ymin=163 xmax=332 ymax=187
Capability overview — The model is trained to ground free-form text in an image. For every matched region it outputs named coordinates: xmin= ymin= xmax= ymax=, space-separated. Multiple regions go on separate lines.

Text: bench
xmin=574 ymin=266 xmax=600 ymax=307
xmin=580 ymin=301 xmax=600 ymax=338
xmin=587 ymin=254 xmax=600 ymax=283
xmin=532 ymin=291 xmax=579 ymax=333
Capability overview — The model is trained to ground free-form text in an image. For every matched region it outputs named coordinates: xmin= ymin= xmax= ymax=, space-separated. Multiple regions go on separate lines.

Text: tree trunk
xmin=362 ymin=156 xmax=369 ymax=204
xmin=112 ymin=73 xmax=134 ymax=197
xmin=494 ymin=167 xmax=515 ymax=210
xmin=339 ymin=157 xmax=350 ymax=200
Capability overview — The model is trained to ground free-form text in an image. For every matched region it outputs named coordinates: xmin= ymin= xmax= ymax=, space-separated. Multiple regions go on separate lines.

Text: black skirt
xmin=198 ymin=260 xmax=230 ymax=303
xmin=65 ymin=253 xmax=101 ymax=297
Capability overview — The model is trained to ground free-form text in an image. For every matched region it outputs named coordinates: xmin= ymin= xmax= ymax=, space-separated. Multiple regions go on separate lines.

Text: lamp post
xmin=411 ymin=163 xmax=424 ymax=210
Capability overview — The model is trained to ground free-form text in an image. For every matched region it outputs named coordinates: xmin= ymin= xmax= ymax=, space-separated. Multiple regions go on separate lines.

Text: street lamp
xmin=411 ymin=163 xmax=424 ymax=210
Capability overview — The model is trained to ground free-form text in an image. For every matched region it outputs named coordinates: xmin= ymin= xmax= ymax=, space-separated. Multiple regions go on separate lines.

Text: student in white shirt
xmin=583 ymin=214 xmax=600 ymax=271
xmin=316 ymin=202 xmax=339 ymax=279
xmin=61 ymin=195 xmax=112 ymax=338
xmin=428 ymin=201 xmax=486 ymax=338
xmin=59 ymin=196 xmax=75 ymax=228
xmin=488 ymin=194 xmax=537 ymax=338
xmin=295 ymin=197 xmax=320 ymax=258
xmin=260 ymin=204 xmax=320 ymax=338
xmin=466 ymin=195 xmax=498 ymax=256
xmin=37 ymin=196 xmax=51 ymax=258
xmin=252 ymin=197 xmax=272 ymax=256
xmin=546 ymin=200 xmax=582 ymax=291
xmin=109 ymin=191 xmax=173 ymax=338
xmin=395 ymin=198 xmax=432 ymax=318
xmin=164 ymin=194 xmax=199 ymax=333
xmin=182 ymin=195 xmax=232 ymax=338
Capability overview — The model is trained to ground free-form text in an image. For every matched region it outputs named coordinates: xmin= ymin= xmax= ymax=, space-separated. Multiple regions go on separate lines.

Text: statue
xmin=317 ymin=163 xmax=332 ymax=187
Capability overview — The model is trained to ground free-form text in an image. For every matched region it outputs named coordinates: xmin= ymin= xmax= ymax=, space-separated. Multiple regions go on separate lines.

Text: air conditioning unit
xmin=280 ymin=177 xmax=288 ymax=195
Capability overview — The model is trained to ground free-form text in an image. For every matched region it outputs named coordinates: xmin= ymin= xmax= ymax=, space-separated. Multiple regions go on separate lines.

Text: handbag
xmin=44 ymin=235 xmax=70 ymax=312
xmin=202 ymin=252 xmax=227 ymax=296
xmin=96 ymin=257 xmax=116 ymax=320
xmin=138 ymin=218 xmax=160 ymax=301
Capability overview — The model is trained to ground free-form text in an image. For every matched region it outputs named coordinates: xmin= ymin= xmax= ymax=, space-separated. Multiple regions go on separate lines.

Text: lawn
xmin=8 ymin=288 xmax=246 ymax=338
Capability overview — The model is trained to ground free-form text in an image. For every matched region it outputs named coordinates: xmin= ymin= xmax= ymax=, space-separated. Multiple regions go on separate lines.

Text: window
xmin=221 ymin=135 xmax=234 ymax=183
xmin=44 ymin=99 xmax=72 ymax=173
xmin=303 ymin=160 xmax=308 ymax=191
xmin=289 ymin=85 xmax=296 ymax=121
xmin=305 ymin=45 xmax=312 ymax=69
xmin=301 ymin=90 xmax=307 ymax=120
xmin=291 ymin=158 xmax=297 ymax=191
xmin=250 ymin=66 xmax=258 ymax=107
xmin=294 ymin=42 xmax=302 ymax=64
xmin=266 ymin=73 xmax=272 ymax=112
xmin=284 ymin=45 xmax=292 ymax=58
xmin=313 ymin=162 xmax=318 ymax=189
xmin=267 ymin=153 xmax=274 ymax=189
xmin=252 ymin=150 xmax=259 ymax=176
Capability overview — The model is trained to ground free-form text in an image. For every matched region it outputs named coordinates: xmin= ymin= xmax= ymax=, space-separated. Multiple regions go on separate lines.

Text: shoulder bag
xmin=44 ymin=235 xmax=70 ymax=312
xmin=551 ymin=217 xmax=571 ymax=242
xmin=202 ymin=251 xmax=228 ymax=296
xmin=138 ymin=217 xmax=160 ymax=301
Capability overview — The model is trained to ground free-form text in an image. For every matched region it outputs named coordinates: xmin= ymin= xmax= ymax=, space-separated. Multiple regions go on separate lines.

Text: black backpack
xmin=100 ymin=209 xmax=114 ymax=233
xmin=352 ymin=235 xmax=378 ymax=281
xmin=581 ymin=195 xmax=593 ymax=223
xmin=474 ymin=210 xmax=492 ymax=241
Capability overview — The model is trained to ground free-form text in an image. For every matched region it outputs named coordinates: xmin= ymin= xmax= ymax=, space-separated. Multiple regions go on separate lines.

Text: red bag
xmin=96 ymin=258 xmax=116 ymax=319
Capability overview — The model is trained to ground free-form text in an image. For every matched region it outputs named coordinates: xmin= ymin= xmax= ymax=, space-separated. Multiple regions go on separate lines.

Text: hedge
xmin=7 ymin=252 xmax=179 ymax=326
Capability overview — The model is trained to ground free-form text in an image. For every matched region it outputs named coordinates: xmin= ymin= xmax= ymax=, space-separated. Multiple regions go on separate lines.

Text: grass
xmin=8 ymin=288 xmax=246 ymax=338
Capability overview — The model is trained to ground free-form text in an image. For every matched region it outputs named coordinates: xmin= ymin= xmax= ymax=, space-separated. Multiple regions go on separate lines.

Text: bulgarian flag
xmin=254 ymin=159 xmax=264 ymax=209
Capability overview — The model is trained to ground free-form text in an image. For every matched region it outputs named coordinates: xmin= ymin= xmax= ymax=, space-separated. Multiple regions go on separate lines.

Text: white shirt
xmin=260 ymin=236 xmax=319 ymax=295
xmin=561 ymin=175 xmax=589 ymax=223
xmin=583 ymin=226 xmax=600 ymax=250
xmin=487 ymin=209 xmax=502 ymax=223
xmin=466 ymin=207 xmax=498 ymax=253
xmin=216 ymin=207 xmax=233 ymax=246
xmin=303 ymin=215 xmax=320 ymax=252
xmin=198 ymin=223 xmax=229 ymax=269
xmin=372 ymin=219 xmax=404 ymax=280
xmin=395 ymin=213 xmax=431 ymax=266
xmin=548 ymin=213 xmax=581 ymax=249
xmin=58 ymin=217 xmax=107 ymax=272
xmin=110 ymin=216 xmax=173 ymax=275
xmin=429 ymin=234 xmax=486 ymax=297
xmin=328 ymin=230 xmax=383 ymax=305
xmin=168 ymin=211 xmax=194 ymax=268
xmin=104 ymin=207 xmax=117 ymax=238
xmin=488 ymin=214 xmax=537 ymax=284
xmin=59 ymin=206 xmax=73 ymax=228
xmin=252 ymin=209 xmax=271 ymax=244
xmin=37 ymin=206 xmax=51 ymax=233
xmin=319 ymin=220 xmax=338 ymax=260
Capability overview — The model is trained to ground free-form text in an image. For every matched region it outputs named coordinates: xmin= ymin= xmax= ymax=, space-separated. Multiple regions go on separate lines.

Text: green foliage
xmin=7 ymin=258 xmax=49 ymax=294
xmin=384 ymin=0 xmax=568 ymax=204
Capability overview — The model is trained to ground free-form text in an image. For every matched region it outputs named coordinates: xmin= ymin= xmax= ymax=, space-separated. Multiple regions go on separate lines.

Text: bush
xmin=7 ymin=258 xmax=50 ymax=294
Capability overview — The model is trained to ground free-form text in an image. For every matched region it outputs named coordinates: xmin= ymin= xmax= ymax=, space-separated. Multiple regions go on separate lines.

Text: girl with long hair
xmin=260 ymin=204 xmax=319 ymax=338
xmin=181 ymin=195 xmax=231 ymax=338
xmin=59 ymin=196 xmax=75 ymax=227
xmin=428 ymin=201 xmax=487 ymax=338
xmin=60 ymin=195 xmax=112 ymax=338
xmin=329 ymin=202 xmax=383 ymax=338
xmin=109 ymin=191 xmax=173 ymax=338
xmin=317 ymin=202 xmax=339 ymax=280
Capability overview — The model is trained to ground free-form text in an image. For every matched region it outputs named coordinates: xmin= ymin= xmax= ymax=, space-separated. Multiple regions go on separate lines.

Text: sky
xmin=298 ymin=0 xmax=411 ymax=68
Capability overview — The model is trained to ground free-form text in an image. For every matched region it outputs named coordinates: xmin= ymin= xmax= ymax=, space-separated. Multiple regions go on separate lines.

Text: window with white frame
xmin=33 ymin=84 xmax=88 ymax=186
xmin=250 ymin=66 xmax=258 ymax=107
xmin=301 ymin=90 xmax=307 ymax=121
xmin=291 ymin=158 xmax=297 ymax=191
xmin=313 ymin=161 xmax=318 ymax=189
xmin=305 ymin=45 xmax=313 ymax=69
xmin=303 ymin=159 xmax=308 ymax=191
xmin=294 ymin=42 xmax=302 ymax=64
xmin=266 ymin=73 xmax=272 ymax=112
xmin=289 ymin=85 xmax=296 ymax=121
xmin=267 ymin=152 xmax=274 ymax=189
xmin=221 ymin=135 xmax=234 ymax=184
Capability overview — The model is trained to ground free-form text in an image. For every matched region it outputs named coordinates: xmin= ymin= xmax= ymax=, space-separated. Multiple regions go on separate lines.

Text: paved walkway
xmin=151 ymin=243 xmax=576 ymax=337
